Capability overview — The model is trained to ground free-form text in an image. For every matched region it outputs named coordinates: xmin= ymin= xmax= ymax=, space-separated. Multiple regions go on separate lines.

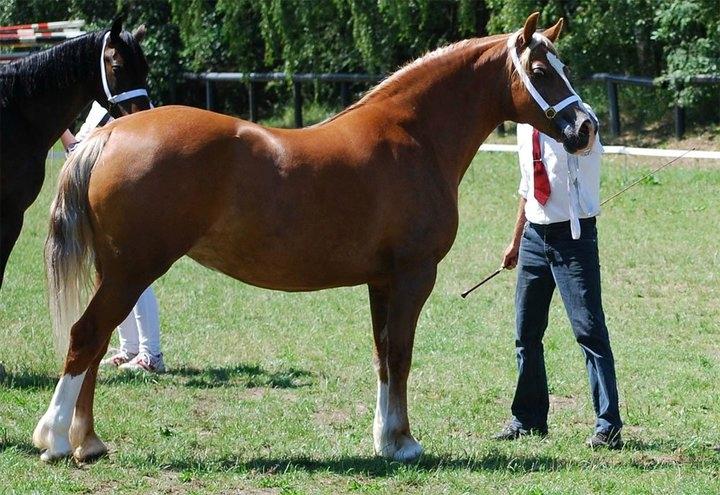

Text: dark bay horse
xmin=35 ymin=13 xmax=597 ymax=462
xmin=0 ymin=18 xmax=151 ymax=288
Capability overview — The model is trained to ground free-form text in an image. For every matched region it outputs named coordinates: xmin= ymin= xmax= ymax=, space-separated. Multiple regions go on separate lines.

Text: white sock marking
xmin=35 ymin=371 xmax=87 ymax=460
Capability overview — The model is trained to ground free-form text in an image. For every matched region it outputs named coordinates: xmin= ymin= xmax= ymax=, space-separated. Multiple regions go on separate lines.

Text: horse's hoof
xmin=34 ymin=414 xmax=72 ymax=462
xmin=40 ymin=448 xmax=72 ymax=463
xmin=393 ymin=438 xmax=423 ymax=462
xmin=32 ymin=417 xmax=51 ymax=450
xmin=392 ymin=436 xmax=423 ymax=462
xmin=73 ymin=435 xmax=108 ymax=462
xmin=375 ymin=433 xmax=423 ymax=462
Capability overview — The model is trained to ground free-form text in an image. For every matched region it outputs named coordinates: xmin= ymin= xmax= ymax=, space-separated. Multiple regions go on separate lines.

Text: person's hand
xmin=502 ymin=242 xmax=520 ymax=270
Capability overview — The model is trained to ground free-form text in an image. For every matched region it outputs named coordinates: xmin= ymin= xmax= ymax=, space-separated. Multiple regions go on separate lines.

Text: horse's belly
xmin=187 ymin=224 xmax=385 ymax=291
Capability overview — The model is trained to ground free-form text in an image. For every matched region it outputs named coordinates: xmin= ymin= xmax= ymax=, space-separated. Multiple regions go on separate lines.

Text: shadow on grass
xmin=0 ymin=363 xmax=313 ymax=391
xmin=100 ymin=363 xmax=313 ymax=389
xmin=0 ymin=369 xmax=58 ymax=390
xmin=0 ymin=438 xmax=37 ymax=456
xmin=141 ymin=452 xmax=580 ymax=476
xmin=154 ymin=446 xmax=719 ymax=476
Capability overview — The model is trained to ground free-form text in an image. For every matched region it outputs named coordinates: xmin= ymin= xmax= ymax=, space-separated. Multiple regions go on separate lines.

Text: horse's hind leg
xmin=33 ymin=273 xmax=147 ymax=462
xmin=69 ymin=335 xmax=112 ymax=461
xmin=372 ymin=264 xmax=436 ymax=462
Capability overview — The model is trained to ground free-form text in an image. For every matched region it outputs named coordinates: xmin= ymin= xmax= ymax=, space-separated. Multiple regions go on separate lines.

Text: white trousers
xmin=117 ymin=286 xmax=161 ymax=356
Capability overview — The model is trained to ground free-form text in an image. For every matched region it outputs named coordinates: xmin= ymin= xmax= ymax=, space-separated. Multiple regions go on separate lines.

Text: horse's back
xmin=89 ymin=105 xmax=454 ymax=289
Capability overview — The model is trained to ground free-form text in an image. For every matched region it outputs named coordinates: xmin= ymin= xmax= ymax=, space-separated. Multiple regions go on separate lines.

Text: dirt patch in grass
xmin=549 ymin=394 xmax=581 ymax=412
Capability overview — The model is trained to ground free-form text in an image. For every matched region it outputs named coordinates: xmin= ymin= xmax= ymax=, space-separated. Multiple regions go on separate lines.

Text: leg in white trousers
xmin=117 ymin=286 xmax=161 ymax=356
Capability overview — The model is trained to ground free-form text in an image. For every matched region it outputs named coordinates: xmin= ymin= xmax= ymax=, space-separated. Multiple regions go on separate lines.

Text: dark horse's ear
xmin=543 ymin=18 xmax=564 ymax=43
xmin=110 ymin=16 xmax=123 ymax=44
xmin=132 ymin=24 xmax=147 ymax=43
xmin=519 ymin=12 xmax=540 ymax=48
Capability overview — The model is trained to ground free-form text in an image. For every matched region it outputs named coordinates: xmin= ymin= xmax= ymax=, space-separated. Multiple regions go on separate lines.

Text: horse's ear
xmin=132 ymin=24 xmax=147 ymax=43
xmin=519 ymin=12 xmax=540 ymax=47
xmin=110 ymin=16 xmax=123 ymax=43
xmin=543 ymin=18 xmax=564 ymax=43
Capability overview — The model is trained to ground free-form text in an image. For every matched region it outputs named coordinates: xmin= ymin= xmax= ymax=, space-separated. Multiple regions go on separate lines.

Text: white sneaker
xmin=101 ymin=350 xmax=138 ymax=368
xmin=118 ymin=352 xmax=165 ymax=373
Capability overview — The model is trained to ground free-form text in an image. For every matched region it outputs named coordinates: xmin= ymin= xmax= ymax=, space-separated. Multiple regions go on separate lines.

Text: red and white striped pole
xmin=0 ymin=20 xmax=84 ymax=33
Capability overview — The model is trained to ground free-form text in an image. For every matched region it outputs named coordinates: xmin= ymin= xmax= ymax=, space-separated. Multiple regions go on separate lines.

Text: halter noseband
xmin=507 ymin=32 xmax=581 ymax=119
xmin=100 ymin=32 xmax=150 ymax=107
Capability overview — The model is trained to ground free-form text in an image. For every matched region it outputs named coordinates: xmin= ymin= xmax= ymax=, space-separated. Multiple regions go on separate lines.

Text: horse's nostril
xmin=578 ymin=120 xmax=591 ymax=137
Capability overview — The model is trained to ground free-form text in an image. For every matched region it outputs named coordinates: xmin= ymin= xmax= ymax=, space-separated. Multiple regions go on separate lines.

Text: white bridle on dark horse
xmin=99 ymin=31 xmax=151 ymax=108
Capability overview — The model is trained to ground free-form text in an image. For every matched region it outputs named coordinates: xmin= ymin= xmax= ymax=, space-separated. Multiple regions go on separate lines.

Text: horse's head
xmin=96 ymin=17 xmax=151 ymax=117
xmin=506 ymin=13 xmax=597 ymax=154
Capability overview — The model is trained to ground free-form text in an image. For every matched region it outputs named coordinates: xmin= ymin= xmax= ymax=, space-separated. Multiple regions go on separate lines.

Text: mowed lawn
xmin=1 ymin=149 xmax=718 ymax=494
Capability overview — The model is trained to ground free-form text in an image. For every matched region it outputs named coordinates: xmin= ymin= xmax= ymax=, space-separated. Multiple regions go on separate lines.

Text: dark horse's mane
xmin=0 ymin=29 xmax=145 ymax=107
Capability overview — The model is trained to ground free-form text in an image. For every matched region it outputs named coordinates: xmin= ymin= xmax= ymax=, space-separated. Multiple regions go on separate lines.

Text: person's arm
xmin=502 ymin=197 xmax=527 ymax=269
xmin=59 ymin=129 xmax=78 ymax=153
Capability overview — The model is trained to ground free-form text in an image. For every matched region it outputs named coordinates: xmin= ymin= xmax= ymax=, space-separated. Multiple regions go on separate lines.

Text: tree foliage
xmin=2 ymin=1 xmax=718 ymax=126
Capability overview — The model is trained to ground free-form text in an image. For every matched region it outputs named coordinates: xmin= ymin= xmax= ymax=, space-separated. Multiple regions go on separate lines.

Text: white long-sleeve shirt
xmin=517 ymin=122 xmax=604 ymax=236
xmin=75 ymin=101 xmax=113 ymax=142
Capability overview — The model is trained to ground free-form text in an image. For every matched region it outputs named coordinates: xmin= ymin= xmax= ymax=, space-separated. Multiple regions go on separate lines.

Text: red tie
xmin=532 ymin=128 xmax=551 ymax=205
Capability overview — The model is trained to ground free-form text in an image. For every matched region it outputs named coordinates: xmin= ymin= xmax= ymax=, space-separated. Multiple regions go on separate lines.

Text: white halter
xmin=99 ymin=31 xmax=150 ymax=105
xmin=507 ymin=31 xmax=581 ymax=119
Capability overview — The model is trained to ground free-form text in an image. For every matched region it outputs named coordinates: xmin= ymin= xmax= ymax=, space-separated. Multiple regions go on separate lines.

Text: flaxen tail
xmin=46 ymin=128 xmax=111 ymax=356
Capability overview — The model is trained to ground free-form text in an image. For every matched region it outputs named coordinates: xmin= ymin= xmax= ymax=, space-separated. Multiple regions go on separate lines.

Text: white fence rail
xmin=479 ymin=144 xmax=720 ymax=160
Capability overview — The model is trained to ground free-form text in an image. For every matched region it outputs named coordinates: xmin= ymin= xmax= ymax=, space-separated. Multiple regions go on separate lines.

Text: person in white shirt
xmin=60 ymin=101 xmax=165 ymax=373
xmin=493 ymin=115 xmax=623 ymax=449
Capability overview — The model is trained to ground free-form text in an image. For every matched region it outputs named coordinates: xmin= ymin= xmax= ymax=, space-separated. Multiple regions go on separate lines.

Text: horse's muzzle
xmin=558 ymin=109 xmax=597 ymax=155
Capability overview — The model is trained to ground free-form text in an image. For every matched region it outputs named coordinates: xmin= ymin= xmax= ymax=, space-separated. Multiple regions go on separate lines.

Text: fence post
xmin=293 ymin=81 xmax=303 ymax=128
xmin=205 ymin=79 xmax=213 ymax=111
xmin=248 ymin=82 xmax=258 ymax=122
xmin=340 ymin=81 xmax=351 ymax=108
xmin=674 ymin=104 xmax=685 ymax=140
xmin=606 ymin=80 xmax=620 ymax=136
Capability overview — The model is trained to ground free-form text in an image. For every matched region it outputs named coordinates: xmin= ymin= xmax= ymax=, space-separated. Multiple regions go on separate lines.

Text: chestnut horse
xmin=0 ymin=18 xmax=151 ymax=288
xmin=35 ymin=13 xmax=597 ymax=462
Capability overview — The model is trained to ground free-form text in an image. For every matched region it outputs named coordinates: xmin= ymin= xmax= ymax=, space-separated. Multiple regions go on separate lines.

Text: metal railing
xmin=184 ymin=71 xmax=720 ymax=138
xmin=591 ymin=73 xmax=720 ymax=139
xmin=183 ymin=72 xmax=381 ymax=127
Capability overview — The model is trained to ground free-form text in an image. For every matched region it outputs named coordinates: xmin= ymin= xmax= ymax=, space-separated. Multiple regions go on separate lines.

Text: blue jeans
xmin=511 ymin=217 xmax=622 ymax=433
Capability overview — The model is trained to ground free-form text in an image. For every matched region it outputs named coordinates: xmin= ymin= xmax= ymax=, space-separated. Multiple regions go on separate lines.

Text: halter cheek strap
xmin=507 ymin=32 xmax=581 ymax=119
xmin=100 ymin=32 xmax=150 ymax=105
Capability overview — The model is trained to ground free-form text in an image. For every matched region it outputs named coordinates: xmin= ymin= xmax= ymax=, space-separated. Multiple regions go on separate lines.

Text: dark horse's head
xmin=96 ymin=17 xmax=151 ymax=117
xmin=507 ymin=13 xmax=597 ymax=154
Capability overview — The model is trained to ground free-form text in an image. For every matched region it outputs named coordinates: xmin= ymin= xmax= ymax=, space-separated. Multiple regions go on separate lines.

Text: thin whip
xmin=460 ymin=147 xmax=695 ymax=298
xmin=600 ymin=147 xmax=695 ymax=206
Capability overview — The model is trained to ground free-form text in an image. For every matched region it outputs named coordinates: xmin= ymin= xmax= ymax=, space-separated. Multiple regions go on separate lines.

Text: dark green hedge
xmin=2 ymin=0 xmax=718 ymax=128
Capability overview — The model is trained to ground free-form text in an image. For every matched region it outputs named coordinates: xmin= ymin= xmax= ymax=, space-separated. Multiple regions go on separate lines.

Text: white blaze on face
xmin=508 ymin=32 xmax=582 ymax=118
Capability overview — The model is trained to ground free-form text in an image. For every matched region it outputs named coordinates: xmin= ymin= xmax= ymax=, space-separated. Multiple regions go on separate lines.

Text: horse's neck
xmin=381 ymin=44 xmax=509 ymax=187
xmin=14 ymin=36 xmax=100 ymax=151
xmin=22 ymin=79 xmax=95 ymax=152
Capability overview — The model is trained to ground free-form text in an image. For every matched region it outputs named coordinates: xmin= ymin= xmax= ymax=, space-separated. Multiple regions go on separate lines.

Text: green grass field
xmin=1 ymin=150 xmax=719 ymax=494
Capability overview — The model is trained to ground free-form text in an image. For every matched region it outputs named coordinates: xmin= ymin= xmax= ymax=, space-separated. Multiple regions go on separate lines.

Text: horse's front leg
xmin=0 ymin=203 xmax=25 ymax=287
xmin=372 ymin=264 xmax=436 ymax=462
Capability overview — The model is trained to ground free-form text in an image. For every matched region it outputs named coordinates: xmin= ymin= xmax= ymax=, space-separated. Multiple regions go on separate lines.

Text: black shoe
xmin=493 ymin=422 xmax=548 ymax=441
xmin=587 ymin=429 xmax=623 ymax=450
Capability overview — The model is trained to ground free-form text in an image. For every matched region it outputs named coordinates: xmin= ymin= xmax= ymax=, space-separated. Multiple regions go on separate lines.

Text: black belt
xmin=528 ymin=216 xmax=596 ymax=233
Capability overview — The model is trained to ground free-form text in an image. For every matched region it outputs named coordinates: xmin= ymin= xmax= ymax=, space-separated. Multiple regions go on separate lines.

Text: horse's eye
xmin=532 ymin=67 xmax=546 ymax=77
xmin=111 ymin=64 xmax=123 ymax=73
